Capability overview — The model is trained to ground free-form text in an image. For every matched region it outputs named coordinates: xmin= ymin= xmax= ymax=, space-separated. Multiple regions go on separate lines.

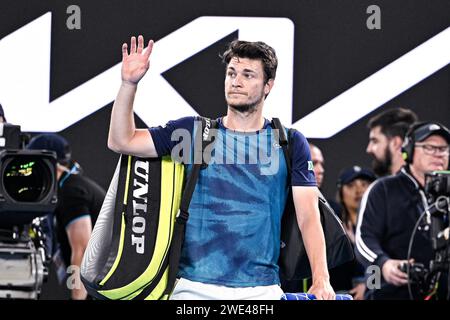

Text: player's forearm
xmin=297 ymin=208 xmax=330 ymax=281
xmin=108 ymin=81 xmax=138 ymax=152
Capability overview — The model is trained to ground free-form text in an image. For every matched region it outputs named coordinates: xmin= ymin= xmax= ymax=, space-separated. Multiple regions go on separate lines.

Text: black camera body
xmin=425 ymin=171 xmax=450 ymax=204
xmin=406 ymin=171 xmax=450 ymax=299
xmin=0 ymin=123 xmax=22 ymax=149
xmin=0 ymin=124 xmax=58 ymax=228
xmin=0 ymin=149 xmax=58 ymax=228
xmin=0 ymin=123 xmax=58 ymax=299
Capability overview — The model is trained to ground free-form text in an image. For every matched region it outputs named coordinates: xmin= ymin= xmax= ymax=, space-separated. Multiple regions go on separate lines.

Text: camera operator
xmin=355 ymin=121 xmax=450 ymax=299
xmin=27 ymin=134 xmax=106 ymax=300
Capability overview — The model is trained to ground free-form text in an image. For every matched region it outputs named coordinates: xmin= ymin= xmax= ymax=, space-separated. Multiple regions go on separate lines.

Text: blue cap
xmin=337 ymin=166 xmax=376 ymax=187
xmin=27 ymin=133 xmax=71 ymax=163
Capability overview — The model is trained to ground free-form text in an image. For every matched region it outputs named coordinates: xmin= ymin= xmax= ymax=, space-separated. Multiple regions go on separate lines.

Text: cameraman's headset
xmin=401 ymin=121 xmax=450 ymax=168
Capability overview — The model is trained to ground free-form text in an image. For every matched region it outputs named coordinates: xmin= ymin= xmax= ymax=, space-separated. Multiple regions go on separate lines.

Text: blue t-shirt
xmin=149 ymin=116 xmax=316 ymax=287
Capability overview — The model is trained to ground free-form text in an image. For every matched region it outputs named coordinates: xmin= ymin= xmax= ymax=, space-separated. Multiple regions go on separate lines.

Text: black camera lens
xmin=2 ymin=156 xmax=52 ymax=202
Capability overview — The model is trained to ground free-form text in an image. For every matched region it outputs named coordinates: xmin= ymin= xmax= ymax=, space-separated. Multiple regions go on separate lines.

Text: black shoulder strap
xmin=271 ymin=118 xmax=293 ymax=182
xmin=178 ymin=117 xmax=217 ymax=216
xmin=164 ymin=117 xmax=217 ymax=296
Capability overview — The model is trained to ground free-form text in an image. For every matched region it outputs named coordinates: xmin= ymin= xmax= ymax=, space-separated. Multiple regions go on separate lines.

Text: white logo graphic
xmin=294 ymin=27 xmax=450 ymax=138
xmin=0 ymin=14 xmax=449 ymax=137
xmin=0 ymin=14 xmax=294 ymax=132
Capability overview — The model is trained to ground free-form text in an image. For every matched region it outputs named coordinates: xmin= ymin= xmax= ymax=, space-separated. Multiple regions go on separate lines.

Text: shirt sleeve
xmin=148 ymin=116 xmax=196 ymax=157
xmin=57 ymin=184 xmax=92 ymax=229
xmin=290 ymin=129 xmax=317 ymax=186
xmin=355 ymin=180 xmax=390 ymax=269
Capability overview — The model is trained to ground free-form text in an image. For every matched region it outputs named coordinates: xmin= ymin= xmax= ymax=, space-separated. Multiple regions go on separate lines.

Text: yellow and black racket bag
xmin=80 ymin=155 xmax=184 ymax=300
xmin=80 ymin=118 xmax=215 ymax=300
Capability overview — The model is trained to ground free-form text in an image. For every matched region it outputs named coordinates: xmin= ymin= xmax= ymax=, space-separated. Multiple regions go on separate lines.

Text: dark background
xmin=0 ymin=0 xmax=449 ymax=299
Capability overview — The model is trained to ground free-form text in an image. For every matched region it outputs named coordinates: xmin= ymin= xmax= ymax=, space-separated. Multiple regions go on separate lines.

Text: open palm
xmin=121 ymin=35 xmax=154 ymax=85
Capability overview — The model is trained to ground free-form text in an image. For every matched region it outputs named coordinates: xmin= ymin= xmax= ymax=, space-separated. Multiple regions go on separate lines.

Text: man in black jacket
xmin=355 ymin=122 xmax=450 ymax=299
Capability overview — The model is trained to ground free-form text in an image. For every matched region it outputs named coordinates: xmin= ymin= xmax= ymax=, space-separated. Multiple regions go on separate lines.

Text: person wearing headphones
xmin=27 ymin=134 xmax=106 ymax=300
xmin=355 ymin=122 xmax=450 ymax=299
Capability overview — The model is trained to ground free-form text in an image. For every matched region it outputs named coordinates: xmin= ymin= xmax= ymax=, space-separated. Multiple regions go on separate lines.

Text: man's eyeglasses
xmin=415 ymin=143 xmax=450 ymax=156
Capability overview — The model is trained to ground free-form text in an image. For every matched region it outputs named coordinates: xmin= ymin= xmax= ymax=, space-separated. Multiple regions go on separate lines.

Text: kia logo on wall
xmin=0 ymin=14 xmax=449 ymax=137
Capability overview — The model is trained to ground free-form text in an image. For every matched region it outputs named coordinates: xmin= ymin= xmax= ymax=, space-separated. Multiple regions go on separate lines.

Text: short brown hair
xmin=221 ymin=40 xmax=278 ymax=83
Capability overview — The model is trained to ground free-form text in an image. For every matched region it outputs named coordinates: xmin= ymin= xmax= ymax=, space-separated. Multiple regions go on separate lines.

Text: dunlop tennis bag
xmin=81 ymin=118 xmax=216 ymax=300
xmin=271 ymin=118 xmax=355 ymax=283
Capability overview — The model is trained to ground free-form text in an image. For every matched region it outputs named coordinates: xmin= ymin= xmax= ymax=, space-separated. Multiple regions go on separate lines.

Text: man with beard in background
xmin=356 ymin=122 xmax=450 ymax=299
xmin=366 ymin=108 xmax=418 ymax=176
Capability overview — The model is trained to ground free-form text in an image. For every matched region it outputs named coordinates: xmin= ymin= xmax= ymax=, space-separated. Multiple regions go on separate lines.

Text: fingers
xmin=137 ymin=35 xmax=144 ymax=54
xmin=122 ymin=43 xmax=128 ymax=59
xmin=390 ymin=274 xmax=409 ymax=286
xmin=316 ymin=291 xmax=335 ymax=300
xmin=144 ymin=39 xmax=154 ymax=59
xmin=383 ymin=259 xmax=410 ymax=286
xmin=393 ymin=262 xmax=409 ymax=280
xmin=394 ymin=269 xmax=409 ymax=280
xmin=308 ymin=289 xmax=335 ymax=300
xmin=354 ymin=292 xmax=364 ymax=300
xmin=307 ymin=280 xmax=336 ymax=300
xmin=327 ymin=291 xmax=336 ymax=300
xmin=389 ymin=267 xmax=409 ymax=286
xmin=130 ymin=36 xmax=137 ymax=54
xmin=124 ymin=36 xmax=153 ymax=58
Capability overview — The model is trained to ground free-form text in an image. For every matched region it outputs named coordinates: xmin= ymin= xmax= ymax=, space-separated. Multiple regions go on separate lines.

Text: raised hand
xmin=121 ymin=35 xmax=154 ymax=85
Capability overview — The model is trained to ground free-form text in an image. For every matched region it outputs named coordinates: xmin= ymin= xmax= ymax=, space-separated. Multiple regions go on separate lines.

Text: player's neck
xmin=223 ymin=109 xmax=264 ymax=132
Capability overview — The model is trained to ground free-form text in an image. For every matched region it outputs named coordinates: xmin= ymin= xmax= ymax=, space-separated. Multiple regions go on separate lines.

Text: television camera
xmin=0 ymin=123 xmax=58 ymax=299
xmin=406 ymin=170 xmax=450 ymax=300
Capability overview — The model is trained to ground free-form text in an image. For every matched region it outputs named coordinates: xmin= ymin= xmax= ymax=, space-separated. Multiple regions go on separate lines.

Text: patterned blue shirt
xmin=149 ymin=117 xmax=316 ymax=287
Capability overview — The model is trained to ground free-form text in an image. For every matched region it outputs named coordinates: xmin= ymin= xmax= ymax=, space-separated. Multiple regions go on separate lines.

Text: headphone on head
xmin=402 ymin=122 xmax=424 ymax=164
xmin=401 ymin=121 xmax=450 ymax=164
